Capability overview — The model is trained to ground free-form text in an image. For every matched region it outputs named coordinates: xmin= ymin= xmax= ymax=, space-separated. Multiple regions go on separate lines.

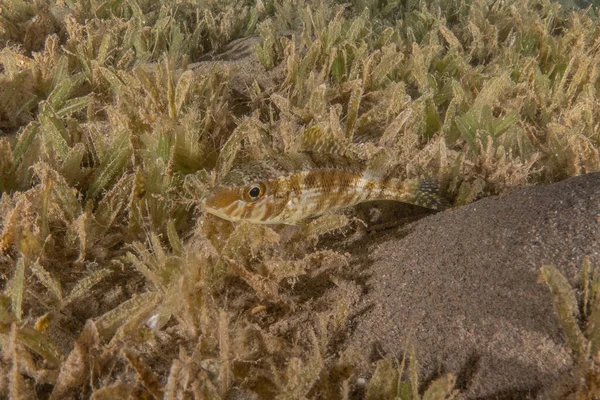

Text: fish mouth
xmin=200 ymin=187 xmax=239 ymax=221
xmin=201 ymin=201 xmax=240 ymax=222
xmin=201 ymin=197 xmax=275 ymax=224
xmin=199 ymin=196 xmax=213 ymax=214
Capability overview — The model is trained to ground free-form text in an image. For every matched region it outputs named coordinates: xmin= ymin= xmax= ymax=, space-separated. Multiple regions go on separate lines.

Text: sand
xmin=345 ymin=172 xmax=600 ymax=398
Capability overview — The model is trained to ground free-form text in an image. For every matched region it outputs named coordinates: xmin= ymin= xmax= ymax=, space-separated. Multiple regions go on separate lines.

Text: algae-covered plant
xmin=540 ymin=259 xmax=600 ymax=398
xmin=0 ymin=0 xmax=599 ymax=397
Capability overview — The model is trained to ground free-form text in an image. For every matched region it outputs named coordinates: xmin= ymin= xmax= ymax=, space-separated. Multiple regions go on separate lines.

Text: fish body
xmin=202 ymin=152 xmax=448 ymax=225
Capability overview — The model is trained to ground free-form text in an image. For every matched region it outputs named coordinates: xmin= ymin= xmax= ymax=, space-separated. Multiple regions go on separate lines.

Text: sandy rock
xmin=347 ymin=172 xmax=600 ymax=398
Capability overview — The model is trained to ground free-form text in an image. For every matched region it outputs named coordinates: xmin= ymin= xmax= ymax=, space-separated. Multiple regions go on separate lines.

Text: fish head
xmin=201 ymin=160 xmax=292 ymax=224
xmin=202 ymin=180 xmax=283 ymax=224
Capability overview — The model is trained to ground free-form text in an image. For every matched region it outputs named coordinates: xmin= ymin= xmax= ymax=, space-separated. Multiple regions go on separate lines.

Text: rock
xmin=346 ymin=172 xmax=600 ymax=398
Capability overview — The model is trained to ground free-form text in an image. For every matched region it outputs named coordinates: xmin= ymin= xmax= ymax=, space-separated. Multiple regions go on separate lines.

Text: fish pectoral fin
xmin=290 ymin=214 xmax=351 ymax=242
xmin=293 ymin=217 xmax=316 ymax=226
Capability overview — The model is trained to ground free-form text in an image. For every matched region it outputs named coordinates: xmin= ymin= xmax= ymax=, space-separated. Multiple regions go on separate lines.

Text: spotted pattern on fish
xmin=201 ymin=152 xmax=450 ymax=225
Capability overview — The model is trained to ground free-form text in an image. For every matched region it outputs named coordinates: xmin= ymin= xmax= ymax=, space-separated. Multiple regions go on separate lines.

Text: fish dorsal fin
xmin=296 ymin=125 xmax=367 ymax=170
xmin=299 ymin=126 xmax=350 ymax=158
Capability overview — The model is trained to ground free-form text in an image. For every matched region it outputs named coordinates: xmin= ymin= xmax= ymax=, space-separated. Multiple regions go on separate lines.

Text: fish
xmin=201 ymin=148 xmax=450 ymax=225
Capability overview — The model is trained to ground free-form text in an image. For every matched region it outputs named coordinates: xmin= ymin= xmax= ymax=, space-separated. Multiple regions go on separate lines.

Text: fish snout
xmin=202 ymin=187 xmax=241 ymax=211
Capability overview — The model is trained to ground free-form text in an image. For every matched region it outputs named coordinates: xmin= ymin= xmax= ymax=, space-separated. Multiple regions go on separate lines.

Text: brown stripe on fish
xmin=333 ymin=171 xmax=360 ymax=206
xmin=312 ymin=171 xmax=335 ymax=210
xmin=289 ymin=173 xmax=303 ymax=196
xmin=317 ymin=170 xmax=335 ymax=194
xmin=363 ymin=180 xmax=378 ymax=200
xmin=267 ymin=179 xmax=279 ymax=197
xmin=225 ymin=202 xmax=241 ymax=217
xmin=337 ymin=170 xmax=356 ymax=192
xmin=303 ymin=170 xmax=320 ymax=190
xmin=260 ymin=201 xmax=273 ymax=221
xmin=323 ymin=171 xmax=342 ymax=209
xmin=242 ymin=202 xmax=257 ymax=219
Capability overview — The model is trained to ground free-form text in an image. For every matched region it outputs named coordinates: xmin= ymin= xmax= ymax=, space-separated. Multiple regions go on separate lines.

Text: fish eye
xmin=244 ymin=182 xmax=266 ymax=201
xmin=249 ymin=187 xmax=261 ymax=197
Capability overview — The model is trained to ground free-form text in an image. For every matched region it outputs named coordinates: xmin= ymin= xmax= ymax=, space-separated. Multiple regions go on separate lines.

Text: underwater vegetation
xmin=540 ymin=260 xmax=600 ymax=398
xmin=0 ymin=0 xmax=599 ymax=397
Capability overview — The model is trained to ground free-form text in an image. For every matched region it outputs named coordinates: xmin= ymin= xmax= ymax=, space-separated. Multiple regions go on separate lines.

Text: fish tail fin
xmin=395 ymin=176 xmax=451 ymax=211
xmin=413 ymin=177 xmax=452 ymax=210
